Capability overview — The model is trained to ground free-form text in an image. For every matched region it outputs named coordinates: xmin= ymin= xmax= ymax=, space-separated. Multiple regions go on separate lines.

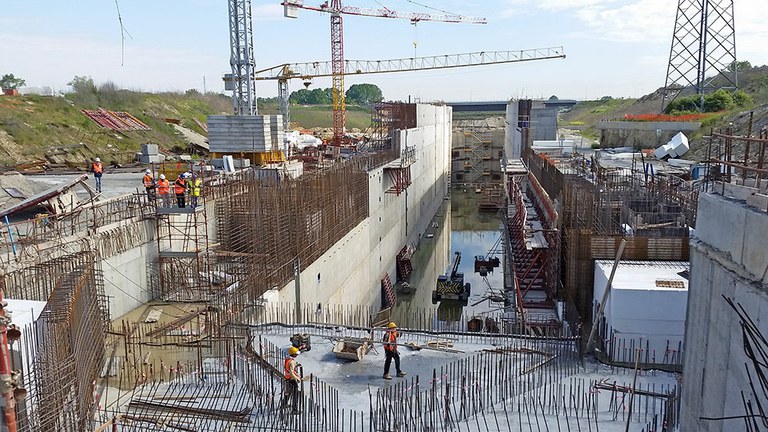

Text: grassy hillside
xmin=560 ymin=63 xmax=768 ymax=157
xmin=0 ymin=89 xmax=375 ymax=166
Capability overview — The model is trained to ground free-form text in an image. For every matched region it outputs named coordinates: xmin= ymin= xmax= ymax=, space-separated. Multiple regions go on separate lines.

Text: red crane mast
xmin=283 ymin=0 xmax=486 ymax=146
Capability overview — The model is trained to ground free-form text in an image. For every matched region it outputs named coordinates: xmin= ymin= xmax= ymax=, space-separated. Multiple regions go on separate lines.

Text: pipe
xmin=0 ymin=287 xmax=17 ymax=432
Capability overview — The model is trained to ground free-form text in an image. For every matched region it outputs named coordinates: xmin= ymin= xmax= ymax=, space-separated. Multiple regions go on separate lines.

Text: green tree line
xmin=289 ymin=83 xmax=383 ymax=106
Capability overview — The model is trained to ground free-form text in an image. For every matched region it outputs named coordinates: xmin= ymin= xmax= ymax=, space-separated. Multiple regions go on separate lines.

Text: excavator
xmin=432 ymin=252 xmax=471 ymax=305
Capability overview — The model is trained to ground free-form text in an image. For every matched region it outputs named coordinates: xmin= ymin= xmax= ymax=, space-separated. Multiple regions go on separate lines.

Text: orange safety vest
xmin=284 ymin=356 xmax=296 ymax=379
xmin=174 ymin=178 xmax=186 ymax=195
xmin=157 ymin=179 xmax=170 ymax=195
xmin=384 ymin=329 xmax=398 ymax=351
xmin=143 ymin=174 xmax=154 ymax=188
xmin=92 ymin=162 xmax=103 ymax=174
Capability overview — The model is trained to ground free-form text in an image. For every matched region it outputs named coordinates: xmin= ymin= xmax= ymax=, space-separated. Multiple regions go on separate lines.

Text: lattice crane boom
xmin=254 ymin=48 xmax=566 ymax=81
xmin=283 ymin=0 xmax=487 ymax=24
xmin=256 ymin=47 xmax=566 ymax=132
xmin=283 ymin=0 xmax=486 ymax=145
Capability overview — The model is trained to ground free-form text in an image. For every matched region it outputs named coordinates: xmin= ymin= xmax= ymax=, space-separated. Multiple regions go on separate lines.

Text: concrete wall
xmin=680 ymin=190 xmax=768 ymax=432
xmin=275 ymin=104 xmax=452 ymax=308
xmin=596 ymin=121 xmax=700 ymax=149
xmin=530 ymin=104 xmax=558 ymax=142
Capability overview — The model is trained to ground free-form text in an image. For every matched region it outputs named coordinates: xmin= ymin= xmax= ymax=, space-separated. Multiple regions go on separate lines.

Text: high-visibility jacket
xmin=92 ymin=162 xmax=103 ymax=175
xmin=174 ymin=178 xmax=186 ymax=195
xmin=143 ymin=174 xmax=154 ymax=188
xmin=384 ymin=329 xmax=398 ymax=351
xmin=157 ymin=179 xmax=170 ymax=195
xmin=191 ymin=178 xmax=202 ymax=197
xmin=284 ymin=356 xmax=299 ymax=380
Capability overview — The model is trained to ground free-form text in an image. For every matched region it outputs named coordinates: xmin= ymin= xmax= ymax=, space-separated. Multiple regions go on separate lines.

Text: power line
xmin=114 ymin=0 xmax=133 ymax=66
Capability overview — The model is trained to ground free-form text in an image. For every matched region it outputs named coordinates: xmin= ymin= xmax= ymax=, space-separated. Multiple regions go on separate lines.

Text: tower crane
xmin=253 ymin=47 xmax=567 ymax=132
xmin=282 ymin=0 xmax=486 ymax=146
xmin=227 ymin=0 xmax=258 ymax=116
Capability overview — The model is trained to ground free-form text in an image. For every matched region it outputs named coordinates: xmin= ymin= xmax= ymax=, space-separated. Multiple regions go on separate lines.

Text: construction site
xmin=1 ymin=0 xmax=768 ymax=431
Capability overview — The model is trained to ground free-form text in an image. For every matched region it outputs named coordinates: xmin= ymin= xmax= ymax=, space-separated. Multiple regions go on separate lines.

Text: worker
xmin=282 ymin=346 xmax=302 ymax=414
xmin=382 ymin=322 xmax=406 ymax=380
xmin=157 ymin=174 xmax=171 ymax=207
xmin=173 ymin=174 xmax=187 ymax=208
xmin=190 ymin=173 xmax=202 ymax=207
xmin=143 ymin=169 xmax=156 ymax=201
xmin=91 ymin=157 xmax=104 ymax=193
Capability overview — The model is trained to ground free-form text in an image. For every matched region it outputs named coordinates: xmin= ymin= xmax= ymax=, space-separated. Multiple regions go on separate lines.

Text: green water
xmin=392 ymin=189 xmax=505 ymax=327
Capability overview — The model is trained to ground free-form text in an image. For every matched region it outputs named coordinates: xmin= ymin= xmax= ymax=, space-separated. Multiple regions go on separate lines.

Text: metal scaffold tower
xmin=661 ymin=0 xmax=737 ymax=111
xmin=155 ymin=197 xmax=213 ymax=302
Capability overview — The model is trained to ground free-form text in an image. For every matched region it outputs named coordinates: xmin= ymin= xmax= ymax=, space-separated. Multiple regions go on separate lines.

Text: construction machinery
xmin=282 ymin=0 xmax=486 ymax=146
xmin=433 ymin=251 xmax=470 ymax=304
xmin=254 ymin=47 xmax=567 ymax=132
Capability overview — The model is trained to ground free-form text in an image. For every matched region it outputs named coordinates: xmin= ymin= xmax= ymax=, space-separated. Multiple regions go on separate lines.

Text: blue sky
xmin=1 ymin=0 xmax=766 ymax=101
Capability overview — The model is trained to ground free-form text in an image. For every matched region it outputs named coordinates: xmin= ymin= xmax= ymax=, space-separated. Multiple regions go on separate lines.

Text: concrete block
xmin=722 ymin=182 xmax=758 ymax=201
xmin=141 ymin=143 xmax=159 ymax=156
xmin=746 ymin=193 xmax=768 ymax=212
xmin=139 ymin=154 xmax=163 ymax=164
xmin=742 ymin=208 xmax=768 ymax=281
xmin=233 ymin=158 xmax=251 ymax=168
xmin=696 ymin=193 xmax=746 ymax=264
xmin=653 ymin=144 xmax=670 ymax=159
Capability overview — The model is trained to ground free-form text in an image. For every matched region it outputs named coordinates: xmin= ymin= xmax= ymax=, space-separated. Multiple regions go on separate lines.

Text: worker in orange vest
xmin=173 ymin=174 xmax=187 ymax=208
xmin=91 ymin=157 xmax=104 ymax=193
xmin=156 ymin=174 xmax=171 ymax=207
xmin=142 ymin=169 xmax=156 ymax=201
xmin=281 ymin=346 xmax=302 ymax=414
xmin=382 ymin=322 xmax=406 ymax=380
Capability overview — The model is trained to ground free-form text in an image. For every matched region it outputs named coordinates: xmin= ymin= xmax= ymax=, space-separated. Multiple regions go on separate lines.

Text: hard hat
xmin=145 ymin=169 xmax=151 ymax=174
xmin=159 ymin=174 xmax=166 ymax=180
xmin=95 ymin=157 xmax=100 ymax=162
xmin=388 ymin=322 xmax=397 ymax=329
xmin=288 ymin=346 xmax=300 ymax=356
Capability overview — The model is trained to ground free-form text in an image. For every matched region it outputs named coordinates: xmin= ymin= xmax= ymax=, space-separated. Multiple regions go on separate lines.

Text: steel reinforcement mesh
xmin=211 ymin=159 xmax=371 ymax=314
xmin=8 ymin=252 xmax=110 ymax=432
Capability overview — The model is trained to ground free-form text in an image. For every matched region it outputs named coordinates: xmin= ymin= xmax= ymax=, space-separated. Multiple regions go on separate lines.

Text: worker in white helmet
xmin=142 ymin=169 xmax=156 ymax=201
xmin=156 ymin=174 xmax=171 ymax=207
xmin=91 ymin=157 xmax=104 ymax=193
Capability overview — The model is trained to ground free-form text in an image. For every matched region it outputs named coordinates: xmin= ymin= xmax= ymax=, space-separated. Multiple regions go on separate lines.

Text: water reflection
xmin=393 ymin=190 xmax=505 ymax=329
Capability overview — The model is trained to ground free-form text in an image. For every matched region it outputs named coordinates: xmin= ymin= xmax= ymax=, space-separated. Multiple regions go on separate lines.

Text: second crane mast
xmin=229 ymin=0 xmax=258 ymax=115
xmin=283 ymin=0 xmax=486 ymax=146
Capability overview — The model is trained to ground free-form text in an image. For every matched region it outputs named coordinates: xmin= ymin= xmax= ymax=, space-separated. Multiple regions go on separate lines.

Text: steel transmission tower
xmin=661 ymin=0 xmax=737 ymax=112
xmin=228 ymin=0 xmax=258 ymax=115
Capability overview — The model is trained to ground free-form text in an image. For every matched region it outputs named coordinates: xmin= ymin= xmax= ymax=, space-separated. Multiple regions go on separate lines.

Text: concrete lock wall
xmin=96 ymin=218 xmax=158 ymax=319
xmin=103 ymin=241 xmax=156 ymax=318
xmin=680 ymin=192 xmax=768 ymax=432
xmin=275 ymin=104 xmax=452 ymax=308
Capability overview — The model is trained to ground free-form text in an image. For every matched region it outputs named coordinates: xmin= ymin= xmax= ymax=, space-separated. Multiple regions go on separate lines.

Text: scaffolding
xmin=524 ymin=151 xmax=699 ymax=324
xmin=155 ymin=201 xmax=213 ymax=302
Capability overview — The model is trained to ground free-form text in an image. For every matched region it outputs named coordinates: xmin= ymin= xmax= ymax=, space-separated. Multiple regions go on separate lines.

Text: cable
xmin=114 ymin=0 xmax=133 ymax=66
xmin=404 ymin=0 xmax=463 ymax=16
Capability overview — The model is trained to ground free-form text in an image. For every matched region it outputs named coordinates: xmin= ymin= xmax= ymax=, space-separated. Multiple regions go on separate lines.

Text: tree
xmin=289 ymin=87 xmax=332 ymax=105
xmin=703 ymin=89 xmax=734 ymax=112
xmin=345 ymin=83 xmax=383 ymax=106
xmin=67 ymin=76 xmax=97 ymax=94
xmin=0 ymin=74 xmax=26 ymax=90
